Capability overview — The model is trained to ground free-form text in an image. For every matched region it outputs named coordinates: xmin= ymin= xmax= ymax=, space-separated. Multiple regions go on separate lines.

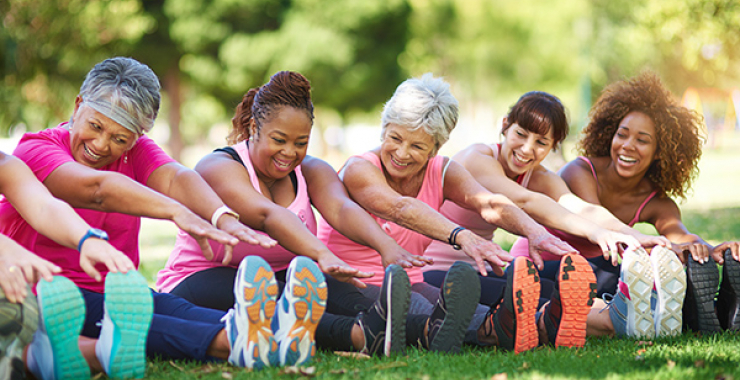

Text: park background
xmin=3 ymin=0 xmax=740 ymax=379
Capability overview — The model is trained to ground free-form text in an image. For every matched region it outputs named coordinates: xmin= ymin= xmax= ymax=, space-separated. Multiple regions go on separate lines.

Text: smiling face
xmin=249 ymin=106 xmax=312 ymax=181
xmin=69 ymin=98 xmax=139 ymax=169
xmin=610 ymin=111 xmax=658 ymax=178
xmin=499 ymin=122 xmax=555 ymax=179
xmin=379 ymin=123 xmax=436 ymax=181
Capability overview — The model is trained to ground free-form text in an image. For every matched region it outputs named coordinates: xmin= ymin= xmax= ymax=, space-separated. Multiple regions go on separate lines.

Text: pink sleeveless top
xmin=423 ymin=144 xmax=533 ymax=272
xmin=317 ymin=152 xmax=446 ymax=286
xmin=510 ymin=156 xmax=657 ymax=260
xmin=156 ymin=142 xmax=317 ymax=292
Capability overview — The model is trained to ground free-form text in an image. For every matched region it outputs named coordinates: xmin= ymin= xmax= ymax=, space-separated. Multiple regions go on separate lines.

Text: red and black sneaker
xmin=542 ymin=254 xmax=597 ymax=348
xmin=485 ymin=256 xmax=540 ymax=353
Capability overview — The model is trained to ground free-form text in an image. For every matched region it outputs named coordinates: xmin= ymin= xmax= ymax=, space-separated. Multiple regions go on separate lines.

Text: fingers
xmin=474 ymin=257 xmax=488 ymax=277
xmin=79 ymin=257 xmax=102 ymax=282
xmin=2 ymin=266 xmax=27 ymax=303
xmin=221 ymin=245 xmax=234 ymax=266
xmin=491 ymin=265 xmax=505 ymax=277
xmin=195 ymin=236 xmax=214 ymax=261
xmin=528 ymin=251 xmax=544 ymax=271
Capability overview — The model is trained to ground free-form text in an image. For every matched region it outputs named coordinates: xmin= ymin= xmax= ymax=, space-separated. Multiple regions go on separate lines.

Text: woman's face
xmin=500 ymin=122 xmax=555 ymax=178
xmin=379 ymin=123 xmax=436 ymax=180
xmin=69 ymin=100 xmax=139 ymax=169
xmin=610 ymin=111 xmax=658 ymax=179
xmin=250 ymin=106 xmax=312 ymax=180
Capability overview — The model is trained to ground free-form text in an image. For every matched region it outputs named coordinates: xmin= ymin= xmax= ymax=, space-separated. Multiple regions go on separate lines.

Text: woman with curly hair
xmin=556 ymin=71 xmax=739 ymax=336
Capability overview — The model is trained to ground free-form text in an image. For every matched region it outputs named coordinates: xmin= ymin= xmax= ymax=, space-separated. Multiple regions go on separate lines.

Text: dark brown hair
xmin=502 ymin=91 xmax=568 ymax=147
xmin=578 ymin=71 xmax=704 ymax=199
xmin=227 ymin=71 xmax=314 ymax=145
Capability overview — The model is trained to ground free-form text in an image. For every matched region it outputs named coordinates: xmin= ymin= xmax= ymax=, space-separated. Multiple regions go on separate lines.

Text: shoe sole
xmin=650 ymin=247 xmax=687 ymax=336
xmin=236 ymin=256 xmax=279 ymax=368
xmin=277 ymin=257 xmax=327 ymax=366
xmin=511 ymin=257 xmax=540 ymax=353
xmin=0 ymin=285 xmax=38 ymax=380
xmin=686 ymin=255 xmax=721 ymax=333
xmin=37 ymin=276 xmax=90 ymax=380
xmin=104 ymin=271 xmax=153 ymax=379
xmin=429 ymin=262 xmax=480 ymax=353
xmin=622 ymin=248 xmax=655 ymax=338
xmin=555 ymin=254 xmax=596 ymax=348
xmin=383 ymin=265 xmax=410 ymax=356
xmin=723 ymin=249 xmax=740 ymax=331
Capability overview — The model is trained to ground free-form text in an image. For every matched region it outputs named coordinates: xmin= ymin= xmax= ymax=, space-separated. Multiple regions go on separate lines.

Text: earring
xmin=123 ymin=153 xmax=128 ymax=164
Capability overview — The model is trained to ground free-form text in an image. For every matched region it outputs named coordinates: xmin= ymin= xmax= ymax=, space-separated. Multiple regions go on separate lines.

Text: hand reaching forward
xmin=316 ymin=251 xmax=374 ymax=288
xmin=456 ymin=230 xmax=512 ymax=277
xmin=526 ymin=231 xmax=578 ymax=270
xmin=0 ymin=238 xmax=60 ymax=303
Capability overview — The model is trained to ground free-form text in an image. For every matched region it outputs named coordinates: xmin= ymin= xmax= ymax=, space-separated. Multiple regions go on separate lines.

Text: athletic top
xmin=0 ymin=124 xmax=175 ymax=293
xmin=510 ymin=156 xmax=658 ymax=260
xmin=423 ymin=143 xmax=533 ymax=272
xmin=317 ymin=152 xmax=446 ymax=286
xmin=156 ymin=141 xmax=316 ymax=292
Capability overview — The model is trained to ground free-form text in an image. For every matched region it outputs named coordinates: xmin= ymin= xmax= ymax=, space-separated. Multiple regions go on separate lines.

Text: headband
xmin=82 ymin=98 xmax=151 ymax=135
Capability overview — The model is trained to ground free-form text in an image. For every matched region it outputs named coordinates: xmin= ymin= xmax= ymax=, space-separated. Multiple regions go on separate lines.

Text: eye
xmin=114 ymin=138 xmax=127 ymax=145
xmin=516 ymin=130 xmax=526 ymax=137
xmin=296 ymin=141 xmax=308 ymax=147
xmin=536 ymin=140 xmax=548 ymax=146
xmin=637 ymin=139 xmax=648 ymax=144
xmin=390 ymin=136 xmax=401 ymax=142
xmin=412 ymin=144 xmax=424 ymax=150
xmin=272 ymin=137 xmax=285 ymax=144
xmin=90 ymin=122 xmax=102 ymax=130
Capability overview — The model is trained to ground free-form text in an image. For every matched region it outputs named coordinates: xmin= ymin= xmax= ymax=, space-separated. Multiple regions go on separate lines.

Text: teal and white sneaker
xmin=95 ymin=271 xmax=153 ymax=379
xmin=223 ymin=256 xmax=279 ymax=369
xmin=607 ymin=247 xmax=655 ymax=338
xmin=649 ymin=246 xmax=686 ymax=336
xmin=272 ymin=256 xmax=327 ymax=366
xmin=27 ymin=276 xmax=89 ymax=380
xmin=1 ymin=284 xmax=39 ymax=380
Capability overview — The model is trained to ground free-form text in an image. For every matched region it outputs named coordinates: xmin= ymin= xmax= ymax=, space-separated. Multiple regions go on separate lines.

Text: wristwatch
xmin=77 ymin=228 xmax=109 ymax=251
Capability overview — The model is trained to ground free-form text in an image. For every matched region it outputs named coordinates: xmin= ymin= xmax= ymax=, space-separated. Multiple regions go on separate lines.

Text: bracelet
xmin=448 ymin=226 xmax=466 ymax=250
xmin=77 ymin=228 xmax=109 ymax=252
xmin=211 ymin=205 xmax=240 ymax=226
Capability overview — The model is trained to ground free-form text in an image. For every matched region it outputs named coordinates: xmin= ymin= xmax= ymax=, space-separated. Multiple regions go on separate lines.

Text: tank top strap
xmin=628 ymin=190 xmax=657 ymax=226
xmin=577 ymin=156 xmax=598 ymax=180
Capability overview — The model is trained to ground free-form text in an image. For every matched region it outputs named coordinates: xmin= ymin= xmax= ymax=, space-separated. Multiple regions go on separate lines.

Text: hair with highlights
xmin=578 ymin=71 xmax=704 ymax=199
xmin=228 ymin=71 xmax=314 ymax=145
xmin=502 ymin=91 xmax=568 ymax=147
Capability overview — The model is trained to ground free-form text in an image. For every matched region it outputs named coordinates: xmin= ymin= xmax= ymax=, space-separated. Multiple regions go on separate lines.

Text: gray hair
xmin=78 ymin=57 xmax=161 ymax=134
xmin=380 ymin=73 xmax=459 ymax=154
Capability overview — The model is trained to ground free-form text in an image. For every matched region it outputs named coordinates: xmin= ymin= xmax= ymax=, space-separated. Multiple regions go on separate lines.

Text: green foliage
xmin=0 ymin=0 xmax=152 ymax=132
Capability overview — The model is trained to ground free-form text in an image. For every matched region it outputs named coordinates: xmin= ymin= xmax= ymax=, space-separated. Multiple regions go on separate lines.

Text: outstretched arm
xmin=0 ymin=152 xmax=132 ymax=281
xmin=303 ymin=156 xmax=432 ymax=269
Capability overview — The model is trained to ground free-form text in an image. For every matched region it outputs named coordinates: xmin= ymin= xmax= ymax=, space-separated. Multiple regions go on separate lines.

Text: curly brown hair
xmin=227 ymin=71 xmax=314 ymax=145
xmin=577 ymin=71 xmax=705 ymax=200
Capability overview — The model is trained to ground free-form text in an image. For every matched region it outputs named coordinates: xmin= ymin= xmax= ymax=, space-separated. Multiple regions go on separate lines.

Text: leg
xmin=588 ymin=255 xmax=620 ymax=298
xmin=169 ymin=266 xmax=239 ymax=311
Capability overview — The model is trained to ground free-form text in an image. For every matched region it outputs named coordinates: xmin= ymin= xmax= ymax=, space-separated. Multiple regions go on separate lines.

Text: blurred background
xmin=3 ymin=0 xmax=740 ymax=276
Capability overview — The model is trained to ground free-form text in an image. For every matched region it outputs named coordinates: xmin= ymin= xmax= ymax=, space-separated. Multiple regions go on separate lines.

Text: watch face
xmin=90 ymin=228 xmax=109 ymax=240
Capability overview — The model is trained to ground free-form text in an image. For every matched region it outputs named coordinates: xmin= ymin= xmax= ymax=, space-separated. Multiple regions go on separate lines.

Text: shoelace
xmin=599 ymin=293 xmax=616 ymax=314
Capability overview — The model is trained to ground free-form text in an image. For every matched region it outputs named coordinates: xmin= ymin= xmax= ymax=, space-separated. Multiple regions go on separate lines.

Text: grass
xmin=132 ymin=148 xmax=740 ymax=379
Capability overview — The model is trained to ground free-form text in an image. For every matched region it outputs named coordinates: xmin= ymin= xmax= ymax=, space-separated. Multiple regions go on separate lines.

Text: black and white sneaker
xmin=683 ymin=254 xmax=721 ymax=333
xmin=425 ymin=261 xmax=480 ymax=353
xmin=355 ymin=265 xmax=410 ymax=356
xmin=718 ymin=248 xmax=740 ymax=331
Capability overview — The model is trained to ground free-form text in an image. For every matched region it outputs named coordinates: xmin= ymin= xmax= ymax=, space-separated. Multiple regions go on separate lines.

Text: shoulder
xmin=300 ymin=155 xmax=336 ymax=176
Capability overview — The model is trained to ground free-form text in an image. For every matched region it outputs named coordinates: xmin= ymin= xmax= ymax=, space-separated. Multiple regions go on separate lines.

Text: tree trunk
xmin=163 ymin=64 xmax=183 ymax=162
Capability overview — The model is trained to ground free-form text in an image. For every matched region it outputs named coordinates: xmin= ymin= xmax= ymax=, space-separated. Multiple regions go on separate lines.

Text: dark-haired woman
xmin=158 ymin=71 xmax=475 ymax=364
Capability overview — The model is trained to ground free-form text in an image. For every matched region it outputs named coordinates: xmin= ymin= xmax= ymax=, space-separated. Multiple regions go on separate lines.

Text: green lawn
xmin=134 ymin=148 xmax=740 ymax=380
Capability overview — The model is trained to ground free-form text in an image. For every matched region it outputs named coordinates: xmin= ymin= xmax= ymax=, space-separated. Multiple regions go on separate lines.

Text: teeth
xmin=619 ymin=155 xmax=637 ymax=163
xmin=84 ymin=145 xmax=101 ymax=160
xmin=391 ymin=157 xmax=409 ymax=167
xmin=274 ymin=159 xmax=291 ymax=168
xmin=514 ymin=152 xmax=531 ymax=164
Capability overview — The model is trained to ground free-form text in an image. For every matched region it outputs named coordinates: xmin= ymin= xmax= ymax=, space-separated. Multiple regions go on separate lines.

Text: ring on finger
xmin=8 ymin=265 xmax=19 ymax=273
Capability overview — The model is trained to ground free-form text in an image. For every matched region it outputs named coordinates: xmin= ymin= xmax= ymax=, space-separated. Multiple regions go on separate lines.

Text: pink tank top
xmin=156 ymin=142 xmax=317 ymax=292
xmin=317 ymin=152 xmax=446 ymax=286
xmin=423 ymin=144 xmax=533 ymax=272
xmin=510 ymin=156 xmax=658 ymax=260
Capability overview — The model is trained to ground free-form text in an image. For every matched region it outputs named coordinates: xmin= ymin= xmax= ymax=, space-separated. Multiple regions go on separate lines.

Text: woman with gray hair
xmin=317 ymin=73 xmax=591 ymax=353
xmin=0 ymin=57 xmax=280 ymax=378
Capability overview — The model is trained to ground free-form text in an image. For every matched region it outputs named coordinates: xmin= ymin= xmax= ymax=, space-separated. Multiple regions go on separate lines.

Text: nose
xmin=396 ymin=144 xmax=410 ymax=159
xmin=89 ymin=133 xmax=109 ymax=153
xmin=521 ymin=138 xmax=535 ymax=154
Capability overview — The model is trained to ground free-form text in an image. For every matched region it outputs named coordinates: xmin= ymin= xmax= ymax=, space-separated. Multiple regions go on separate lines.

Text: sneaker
xmin=607 ymin=247 xmax=654 ymax=338
xmin=683 ymin=253 xmax=721 ymax=333
xmin=718 ymin=248 xmax=740 ymax=331
xmin=425 ymin=261 xmax=480 ymax=353
xmin=273 ymin=256 xmax=327 ymax=366
xmin=485 ymin=256 xmax=540 ymax=353
xmin=27 ymin=276 xmax=89 ymax=380
xmin=649 ymin=246 xmax=686 ymax=336
xmin=355 ymin=264 xmax=410 ymax=357
xmin=542 ymin=254 xmax=596 ymax=348
xmin=1 ymin=284 xmax=38 ymax=380
xmin=96 ymin=270 xmax=153 ymax=379
xmin=223 ymin=256 xmax=279 ymax=369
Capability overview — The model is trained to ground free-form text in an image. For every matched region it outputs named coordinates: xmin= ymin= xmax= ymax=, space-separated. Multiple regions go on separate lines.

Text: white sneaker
xmin=223 ymin=256 xmax=279 ymax=369
xmin=607 ymin=247 xmax=655 ymax=338
xmin=27 ymin=276 xmax=89 ymax=380
xmin=650 ymin=246 xmax=687 ymax=336
xmin=272 ymin=256 xmax=327 ymax=366
xmin=95 ymin=271 xmax=153 ymax=379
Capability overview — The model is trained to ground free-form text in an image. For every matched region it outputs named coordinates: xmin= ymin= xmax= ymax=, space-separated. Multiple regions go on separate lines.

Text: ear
xmin=73 ymin=96 xmax=83 ymax=115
